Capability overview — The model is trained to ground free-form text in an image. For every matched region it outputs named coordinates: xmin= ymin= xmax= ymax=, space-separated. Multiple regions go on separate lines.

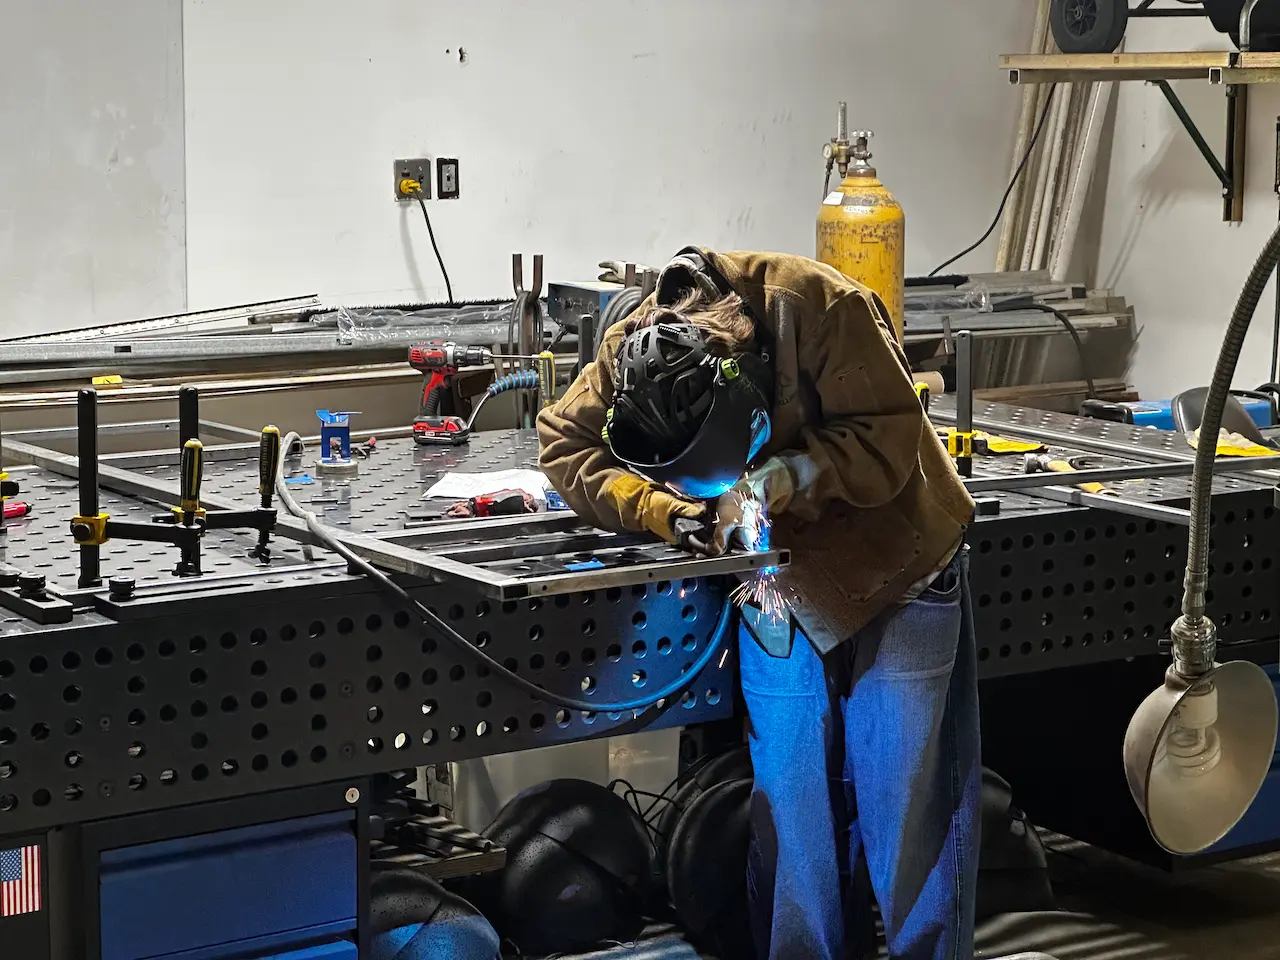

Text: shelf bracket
xmin=1154 ymin=79 xmax=1247 ymax=222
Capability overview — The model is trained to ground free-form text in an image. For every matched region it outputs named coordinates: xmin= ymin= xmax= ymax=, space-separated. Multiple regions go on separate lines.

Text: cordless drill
xmin=409 ymin=341 xmax=493 ymax=445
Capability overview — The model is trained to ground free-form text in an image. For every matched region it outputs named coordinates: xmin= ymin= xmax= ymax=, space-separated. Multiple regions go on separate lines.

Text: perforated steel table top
xmin=0 ymin=431 xmax=743 ymax=836
xmin=143 ymin=430 xmax=544 ymax=535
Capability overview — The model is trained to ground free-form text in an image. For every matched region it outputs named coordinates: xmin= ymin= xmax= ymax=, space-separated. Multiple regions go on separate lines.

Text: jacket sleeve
xmin=776 ymin=290 xmax=926 ymax=521
xmin=536 ymin=328 xmax=706 ymax=540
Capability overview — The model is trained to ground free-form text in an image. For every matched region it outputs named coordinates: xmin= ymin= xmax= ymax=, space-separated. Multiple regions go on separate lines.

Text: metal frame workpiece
xmin=3 ymin=429 xmax=788 ymax=601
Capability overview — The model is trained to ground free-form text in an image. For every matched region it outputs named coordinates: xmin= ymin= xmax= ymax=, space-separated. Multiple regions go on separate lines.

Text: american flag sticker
xmin=0 ymin=845 xmax=41 ymax=917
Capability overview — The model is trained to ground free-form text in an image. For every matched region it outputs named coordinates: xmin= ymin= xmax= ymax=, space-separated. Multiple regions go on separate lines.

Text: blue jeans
xmin=739 ymin=551 xmax=980 ymax=960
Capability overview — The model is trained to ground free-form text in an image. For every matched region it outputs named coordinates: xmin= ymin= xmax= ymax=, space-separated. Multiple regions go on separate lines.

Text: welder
xmin=537 ymin=248 xmax=979 ymax=960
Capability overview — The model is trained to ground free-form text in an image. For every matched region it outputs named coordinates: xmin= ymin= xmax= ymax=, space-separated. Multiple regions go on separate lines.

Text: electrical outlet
xmin=437 ymin=158 xmax=460 ymax=199
xmin=393 ymin=158 xmax=432 ymax=201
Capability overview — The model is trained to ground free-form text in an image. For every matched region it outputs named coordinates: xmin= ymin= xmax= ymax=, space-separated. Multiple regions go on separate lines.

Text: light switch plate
xmin=437 ymin=158 xmax=460 ymax=199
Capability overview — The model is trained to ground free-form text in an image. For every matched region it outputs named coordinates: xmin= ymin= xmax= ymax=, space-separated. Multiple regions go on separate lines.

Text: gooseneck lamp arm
xmin=1124 ymin=222 xmax=1280 ymax=856
xmin=1173 ymin=222 xmax=1280 ymax=677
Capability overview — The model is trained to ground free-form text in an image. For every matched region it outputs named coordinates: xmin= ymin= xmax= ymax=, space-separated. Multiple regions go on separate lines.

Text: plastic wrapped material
xmin=308 ymin=302 xmax=525 ymax=347
xmin=903 ymin=286 xmax=992 ymax=315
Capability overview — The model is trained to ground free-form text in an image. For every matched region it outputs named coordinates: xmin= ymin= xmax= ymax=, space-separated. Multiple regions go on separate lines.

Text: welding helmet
xmin=605 ymin=319 xmax=773 ymax=500
xmin=462 ymin=779 xmax=653 ymax=956
xmin=370 ymin=867 xmax=500 ymax=960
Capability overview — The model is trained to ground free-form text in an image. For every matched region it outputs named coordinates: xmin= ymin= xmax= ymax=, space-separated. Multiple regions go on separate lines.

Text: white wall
xmin=1095 ymin=20 xmax=1280 ymax=399
xmin=0 ymin=0 xmax=186 ymax=338
xmin=183 ymin=0 xmax=1036 ymax=310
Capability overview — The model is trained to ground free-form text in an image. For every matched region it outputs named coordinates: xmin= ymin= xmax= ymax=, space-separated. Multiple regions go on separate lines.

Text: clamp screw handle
xmin=180 ymin=439 xmax=203 ymax=515
xmin=259 ymin=426 xmax=282 ymax=503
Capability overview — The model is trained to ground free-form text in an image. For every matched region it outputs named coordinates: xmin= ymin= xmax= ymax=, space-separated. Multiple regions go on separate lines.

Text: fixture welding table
xmin=0 ymin=409 xmax=1277 ymax=867
xmin=933 ymin=397 xmax=1280 ymax=867
xmin=0 ymin=431 xmax=785 ymax=845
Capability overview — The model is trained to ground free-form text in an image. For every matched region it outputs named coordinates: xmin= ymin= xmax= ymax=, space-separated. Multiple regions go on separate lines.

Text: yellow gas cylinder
xmin=816 ymin=105 xmax=905 ymax=341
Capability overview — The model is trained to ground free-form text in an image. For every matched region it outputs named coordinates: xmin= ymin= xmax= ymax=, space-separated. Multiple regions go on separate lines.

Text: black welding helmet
xmin=605 ymin=320 xmax=773 ymax=500
xmin=461 ymin=778 xmax=653 ymax=956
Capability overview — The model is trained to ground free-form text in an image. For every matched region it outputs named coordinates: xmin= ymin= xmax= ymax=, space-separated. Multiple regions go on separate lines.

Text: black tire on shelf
xmin=1049 ymin=0 xmax=1129 ymax=54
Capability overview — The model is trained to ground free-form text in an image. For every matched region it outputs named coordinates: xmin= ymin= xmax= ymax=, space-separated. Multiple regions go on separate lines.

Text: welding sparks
xmin=727 ymin=491 xmax=789 ymax=623
xmin=730 ymin=571 xmax=788 ymax=621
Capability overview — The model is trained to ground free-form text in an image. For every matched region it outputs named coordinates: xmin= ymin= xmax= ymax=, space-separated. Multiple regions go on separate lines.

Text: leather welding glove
xmin=709 ymin=457 xmax=798 ymax=555
xmin=602 ymin=473 xmax=710 ymax=549
xmin=597 ymin=259 xmax=656 ymax=284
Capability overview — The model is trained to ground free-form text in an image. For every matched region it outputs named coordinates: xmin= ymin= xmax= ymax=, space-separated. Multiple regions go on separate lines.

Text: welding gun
xmin=409 ymin=341 xmax=493 ymax=446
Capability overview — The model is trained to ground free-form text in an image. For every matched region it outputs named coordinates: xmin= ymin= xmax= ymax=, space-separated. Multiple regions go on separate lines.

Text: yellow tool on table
xmin=1023 ymin=453 xmax=1117 ymax=496
xmin=939 ymin=428 xmax=1046 ymax=457
xmin=1187 ymin=428 xmax=1280 ymax=459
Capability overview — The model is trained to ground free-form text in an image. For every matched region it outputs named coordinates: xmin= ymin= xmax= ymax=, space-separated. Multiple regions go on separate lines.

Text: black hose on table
xmin=275 ymin=433 xmax=733 ymax=714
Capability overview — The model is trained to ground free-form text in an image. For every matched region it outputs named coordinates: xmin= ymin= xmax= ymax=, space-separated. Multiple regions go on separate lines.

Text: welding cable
xmin=274 ymin=433 xmax=733 ymax=714
xmin=991 ymin=297 xmax=1097 ymax=400
xmin=505 ymin=292 xmax=546 ymax=429
xmin=595 ymin=286 xmax=646 ymax=354
xmin=928 ymin=82 xmax=1059 ymax=278
xmin=506 ymin=292 xmax=546 ymax=357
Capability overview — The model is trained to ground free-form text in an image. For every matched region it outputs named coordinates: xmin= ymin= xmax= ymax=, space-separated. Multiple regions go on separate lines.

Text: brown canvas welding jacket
xmin=536 ymin=249 xmax=974 ymax=653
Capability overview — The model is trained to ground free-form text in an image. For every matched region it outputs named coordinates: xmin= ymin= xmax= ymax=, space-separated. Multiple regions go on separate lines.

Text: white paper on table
xmin=422 ymin=468 xmax=550 ymax=501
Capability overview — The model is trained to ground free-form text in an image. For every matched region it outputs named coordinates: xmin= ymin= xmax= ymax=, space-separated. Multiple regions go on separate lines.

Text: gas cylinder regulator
xmin=816 ymin=101 xmax=906 ymax=342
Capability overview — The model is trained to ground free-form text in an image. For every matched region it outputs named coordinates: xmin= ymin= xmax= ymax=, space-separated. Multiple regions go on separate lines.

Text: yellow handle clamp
xmin=947 ymin=430 xmax=974 ymax=459
xmin=537 ymin=351 xmax=556 ymax=408
xmin=70 ymin=513 xmax=110 ymax=546
xmin=174 ymin=439 xmax=206 ymax=521
xmin=913 ymin=381 xmax=932 ymax=413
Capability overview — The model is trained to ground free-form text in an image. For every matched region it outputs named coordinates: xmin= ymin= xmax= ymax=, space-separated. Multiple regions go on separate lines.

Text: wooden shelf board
xmin=1000 ymin=51 xmax=1280 ymax=85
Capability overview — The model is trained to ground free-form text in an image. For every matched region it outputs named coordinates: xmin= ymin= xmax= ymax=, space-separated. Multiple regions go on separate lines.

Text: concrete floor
xmin=971 ymin=835 xmax=1280 ymax=959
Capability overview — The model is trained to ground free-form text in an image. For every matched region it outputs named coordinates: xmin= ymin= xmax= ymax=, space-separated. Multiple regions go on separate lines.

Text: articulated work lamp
xmin=1124 ymin=223 xmax=1280 ymax=854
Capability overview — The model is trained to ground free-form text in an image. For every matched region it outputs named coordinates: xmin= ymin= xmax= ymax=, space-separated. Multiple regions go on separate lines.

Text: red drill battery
xmin=412 ymin=416 xmax=471 ymax=446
